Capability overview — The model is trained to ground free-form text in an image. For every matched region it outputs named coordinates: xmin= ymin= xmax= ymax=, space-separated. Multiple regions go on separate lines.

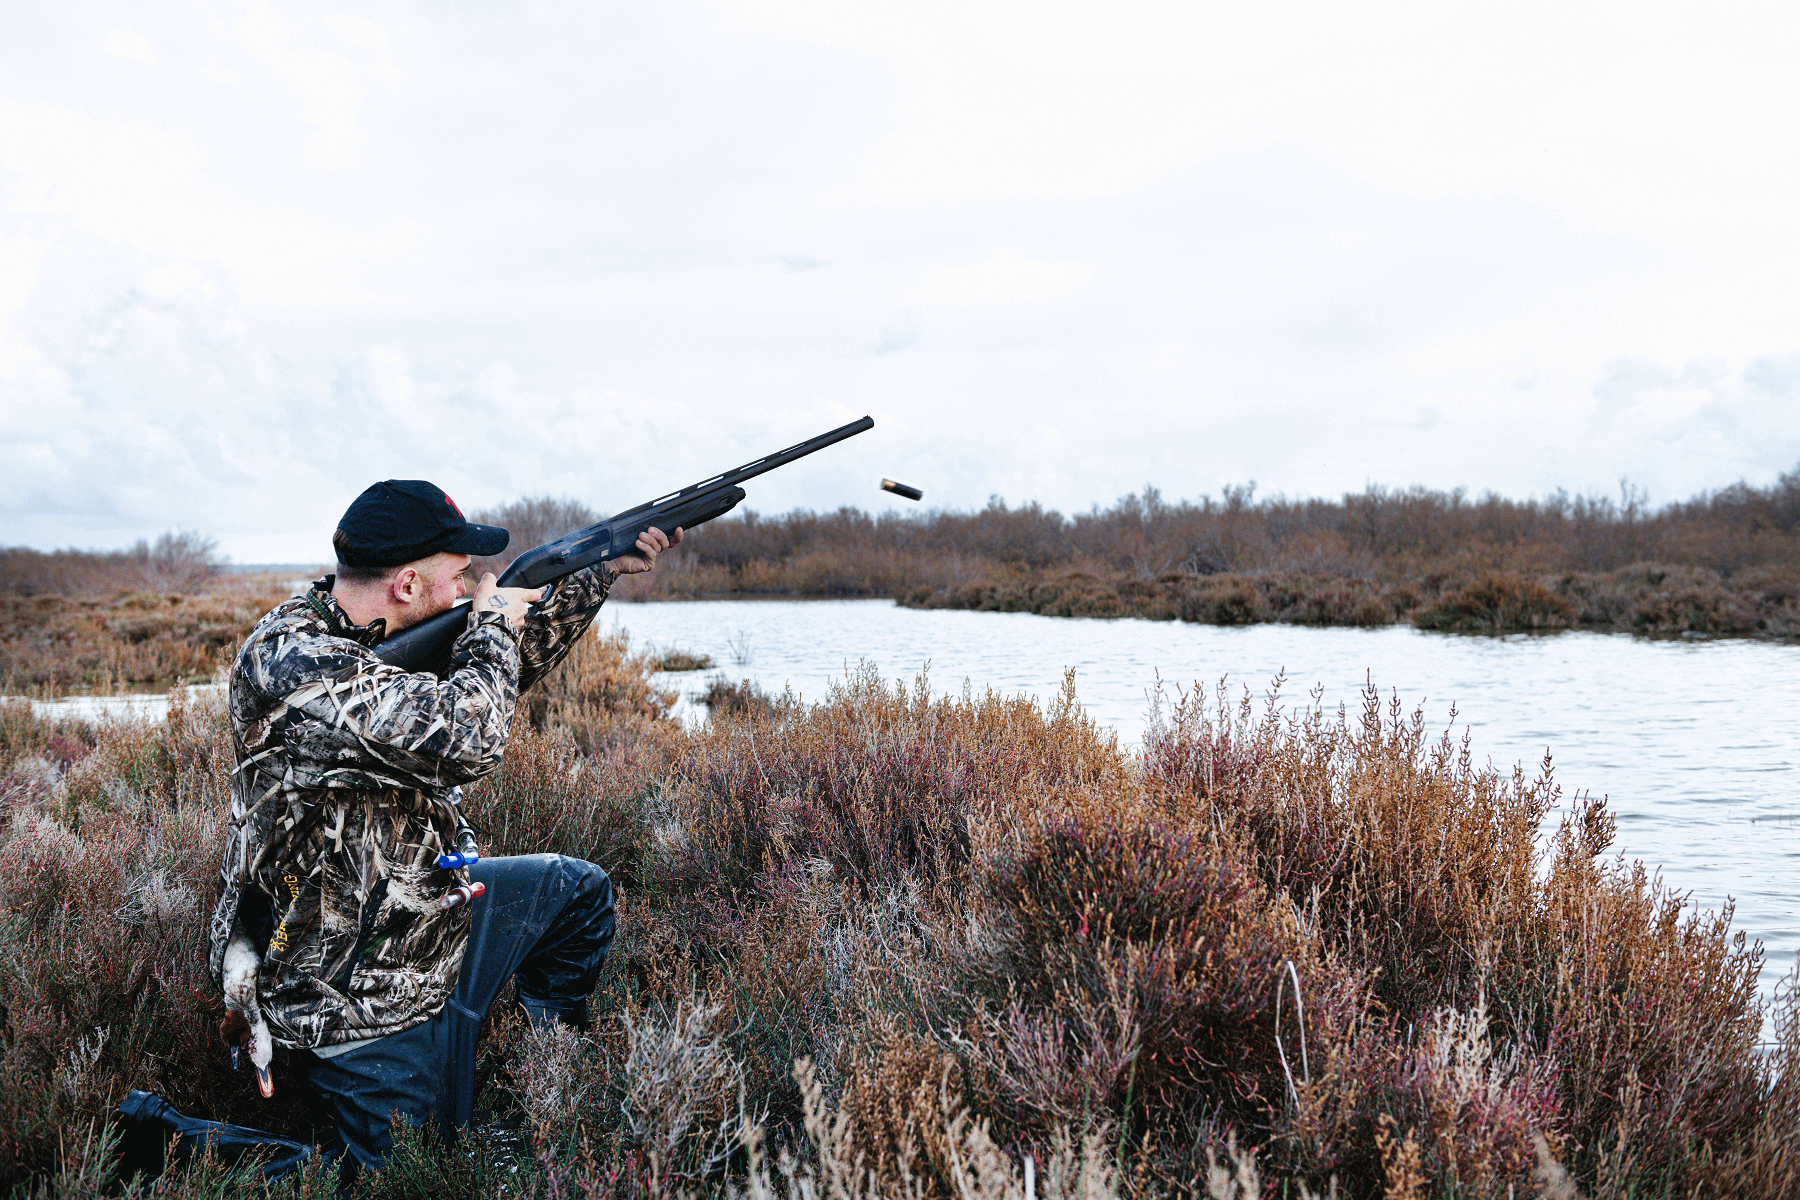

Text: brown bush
xmin=463 ymin=718 xmax=665 ymax=890
xmin=1624 ymin=573 xmax=1762 ymax=634
xmin=0 ymin=584 xmax=293 ymax=697
xmin=1 ymin=532 xmax=224 ymax=598
xmin=956 ymin=815 xmax=1321 ymax=1140
xmin=3 ymin=631 xmax=1796 ymax=1197
xmin=1414 ymin=574 xmax=1577 ymax=633
xmin=517 ymin=625 xmax=678 ymax=747
xmin=695 ymin=675 xmax=784 ymax=722
xmin=0 ymin=693 xmax=327 ymax=1189
xmin=1175 ymin=576 xmax=1265 ymax=625
xmin=1138 ymin=676 xmax=1777 ymax=1194
xmin=1270 ymin=578 xmax=1397 ymax=628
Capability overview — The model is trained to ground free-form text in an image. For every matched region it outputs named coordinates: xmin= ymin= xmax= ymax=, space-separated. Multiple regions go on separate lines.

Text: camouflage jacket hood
xmin=207 ymin=567 xmax=614 ymax=1049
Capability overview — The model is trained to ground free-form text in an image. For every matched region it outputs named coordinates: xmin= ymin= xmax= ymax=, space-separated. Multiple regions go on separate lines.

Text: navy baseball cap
xmin=334 ymin=480 xmax=509 ymax=568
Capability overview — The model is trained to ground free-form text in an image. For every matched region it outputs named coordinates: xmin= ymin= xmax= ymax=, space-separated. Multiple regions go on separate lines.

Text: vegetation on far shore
xmin=581 ymin=469 xmax=1798 ymax=637
xmin=0 ymin=532 xmax=293 ymax=697
xmin=7 ymin=468 xmax=1800 ymax=697
xmin=0 ymin=585 xmax=296 ymax=697
xmin=0 ymin=627 xmax=1796 ymax=1197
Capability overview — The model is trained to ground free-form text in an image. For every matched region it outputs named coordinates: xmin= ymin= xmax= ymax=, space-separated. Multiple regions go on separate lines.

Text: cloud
xmin=0 ymin=96 xmax=406 ymax=306
xmin=218 ymin=6 xmax=401 ymax=171
xmin=908 ymin=250 xmax=1090 ymax=307
xmin=5 ymin=0 xmax=1800 ymax=559
xmin=867 ymin=317 xmax=918 ymax=355
xmin=1745 ymin=354 xmax=1800 ymax=398
xmin=101 ymin=29 xmax=156 ymax=63
xmin=1572 ymin=354 xmax=1800 ymax=501
xmin=722 ymin=0 xmax=1800 ymax=252
xmin=0 ymin=237 xmax=886 ymax=559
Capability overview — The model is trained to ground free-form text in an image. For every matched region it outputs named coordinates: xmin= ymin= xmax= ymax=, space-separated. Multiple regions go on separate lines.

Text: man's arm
xmin=514 ymin=525 xmax=679 ymax=694
xmin=261 ymin=609 xmax=523 ymax=789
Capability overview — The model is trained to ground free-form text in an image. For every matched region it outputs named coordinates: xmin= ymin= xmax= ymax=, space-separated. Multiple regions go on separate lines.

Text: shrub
xmin=519 ymin=626 xmax=677 ymax=750
xmin=1413 ymin=574 xmax=1576 ymax=632
xmin=661 ymin=667 xmax=1125 ymax=904
xmin=1176 ymin=576 xmax=1264 ymax=625
xmin=0 ymin=587 xmax=291 ymax=696
xmin=619 ymin=1002 xmax=746 ymax=1176
xmin=955 ymin=816 xmax=1315 ymax=1139
xmin=1 ymin=532 xmax=223 ymax=599
xmin=1626 ymin=577 xmax=1760 ymax=634
xmin=653 ymin=647 xmax=715 ymax=672
xmin=1138 ymin=676 xmax=1776 ymax=1195
xmin=1285 ymin=579 xmax=1396 ymax=628
xmin=0 ymin=694 xmax=319 ymax=1190
xmin=1376 ymin=998 xmax=1563 ymax=1194
xmin=3 ymin=627 xmax=1796 ymax=1197
xmin=696 ymin=676 xmax=782 ymax=721
xmin=463 ymin=717 xmax=663 ymax=889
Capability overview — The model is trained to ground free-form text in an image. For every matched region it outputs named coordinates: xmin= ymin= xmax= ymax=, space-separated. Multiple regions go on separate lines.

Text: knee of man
xmin=559 ymin=856 xmax=613 ymax=903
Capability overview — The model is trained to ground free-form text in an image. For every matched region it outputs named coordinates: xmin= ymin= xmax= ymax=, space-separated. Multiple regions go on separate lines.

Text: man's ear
xmin=390 ymin=566 xmax=421 ymax=604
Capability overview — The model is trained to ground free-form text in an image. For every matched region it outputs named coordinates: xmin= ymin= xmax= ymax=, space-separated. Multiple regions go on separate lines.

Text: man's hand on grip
xmin=471 ymin=573 xmax=544 ymax=632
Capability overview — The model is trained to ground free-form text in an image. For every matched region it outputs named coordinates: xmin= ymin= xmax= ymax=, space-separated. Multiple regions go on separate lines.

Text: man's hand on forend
xmin=471 ymin=573 xmax=544 ymax=632
xmin=611 ymin=525 xmax=682 ymax=575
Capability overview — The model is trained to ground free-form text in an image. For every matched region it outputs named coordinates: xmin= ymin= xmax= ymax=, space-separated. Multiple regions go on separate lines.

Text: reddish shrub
xmin=1414 ymin=574 xmax=1576 ymax=633
xmin=958 ymin=817 xmax=1309 ymax=1132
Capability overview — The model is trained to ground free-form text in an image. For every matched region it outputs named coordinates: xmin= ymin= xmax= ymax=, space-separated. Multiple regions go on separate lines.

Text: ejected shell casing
xmin=880 ymin=478 xmax=923 ymax=501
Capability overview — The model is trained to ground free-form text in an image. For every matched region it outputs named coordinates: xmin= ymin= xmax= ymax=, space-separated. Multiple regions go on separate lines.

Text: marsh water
xmin=604 ymin=598 xmax=1800 ymax=1026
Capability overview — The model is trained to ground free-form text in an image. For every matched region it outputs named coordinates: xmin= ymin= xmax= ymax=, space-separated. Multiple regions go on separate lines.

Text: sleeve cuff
xmin=468 ymin=607 xmax=520 ymax=642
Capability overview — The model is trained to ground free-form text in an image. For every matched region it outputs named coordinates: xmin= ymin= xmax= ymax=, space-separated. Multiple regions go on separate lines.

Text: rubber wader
xmin=115 ymin=1090 xmax=312 ymax=1184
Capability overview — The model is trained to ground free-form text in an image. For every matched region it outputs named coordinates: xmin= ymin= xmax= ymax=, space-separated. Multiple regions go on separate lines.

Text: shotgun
xmin=372 ymin=415 xmax=874 ymax=674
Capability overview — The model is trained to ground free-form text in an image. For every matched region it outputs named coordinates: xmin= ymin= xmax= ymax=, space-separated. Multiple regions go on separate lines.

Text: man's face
xmin=416 ymin=553 xmax=472 ymax=618
xmin=393 ymin=552 xmax=472 ymax=625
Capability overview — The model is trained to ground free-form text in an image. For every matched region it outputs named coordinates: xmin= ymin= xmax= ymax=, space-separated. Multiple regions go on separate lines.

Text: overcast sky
xmin=4 ymin=1 xmax=1799 ymax=561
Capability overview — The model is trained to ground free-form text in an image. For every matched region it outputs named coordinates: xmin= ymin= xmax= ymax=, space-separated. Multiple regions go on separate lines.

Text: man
xmin=205 ymin=479 xmax=678 ymax=1177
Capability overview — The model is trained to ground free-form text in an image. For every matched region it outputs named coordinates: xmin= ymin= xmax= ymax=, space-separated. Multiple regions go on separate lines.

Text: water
xmin=606 ymin=598 xmax=1800 ymax=1019
xmin=24 ymin=685 xmax=222 ymax=724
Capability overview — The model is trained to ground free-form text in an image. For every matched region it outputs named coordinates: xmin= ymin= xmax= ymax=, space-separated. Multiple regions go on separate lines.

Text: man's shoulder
xmin=240 ymin=594 xmax=338 ymax=662
xmin=233 ymin=594 xmax=383 ymax=700
xmin=248 ymin=593 xmax=317 ymax=638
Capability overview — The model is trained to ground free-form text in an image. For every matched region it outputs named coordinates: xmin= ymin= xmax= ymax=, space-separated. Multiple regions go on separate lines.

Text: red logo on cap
xmin=444 ymin=494 xmax=463 ymax=517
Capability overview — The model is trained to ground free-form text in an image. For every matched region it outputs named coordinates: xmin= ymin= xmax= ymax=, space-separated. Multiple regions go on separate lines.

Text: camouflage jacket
xmin=206 ymin=566 xmax=615 ymax=1049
